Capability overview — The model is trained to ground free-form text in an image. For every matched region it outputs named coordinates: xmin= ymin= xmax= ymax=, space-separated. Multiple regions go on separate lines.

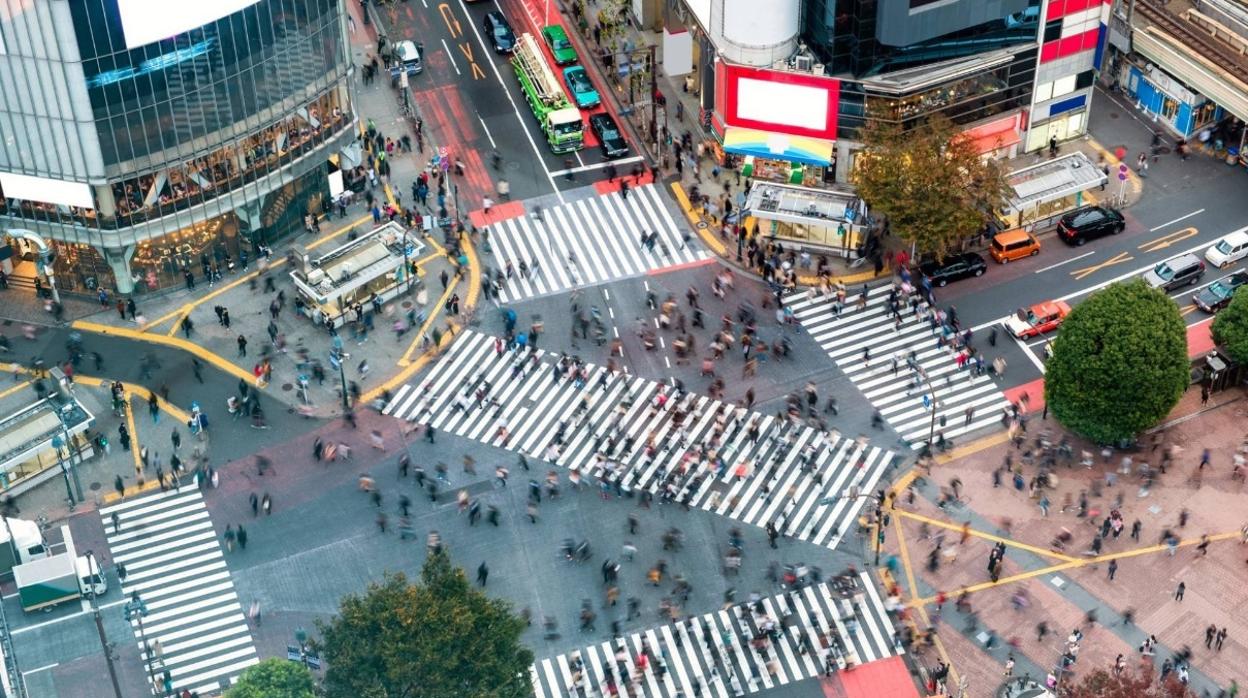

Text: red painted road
xmin=468 ymin=200 xmax=527 ymax=228
xmin=592 ymin=169 xmax=653 ymax=194
xmin=1006 ymin=316 xmax=1217 ymax=413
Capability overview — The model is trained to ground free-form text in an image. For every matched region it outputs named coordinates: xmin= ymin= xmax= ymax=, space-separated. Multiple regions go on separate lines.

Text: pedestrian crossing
xmin=385 ymin=330 xmax=896 ymax=550
xmin=529 ymin=572 xmax=901 ymax=698
xmin=485 ymin=184 xmax=708 ymax=302
xmin=787 ymin=285 xmax=1011 ymax=449
xmin=100 ymin=489 xmax=258 ymax=696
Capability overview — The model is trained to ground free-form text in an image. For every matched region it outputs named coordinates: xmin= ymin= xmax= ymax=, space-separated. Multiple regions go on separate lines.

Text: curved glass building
xmin=0 ymin=0 xmax=356 ymax=294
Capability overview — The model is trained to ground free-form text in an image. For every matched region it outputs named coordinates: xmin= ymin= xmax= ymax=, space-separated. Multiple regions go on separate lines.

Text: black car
xmin=483 ymin=11 xmax=515 ymax=53
xmin=1193 ymin=271 xmax=1248 ymax=313
xmin=589 ymin=113 xmax=629 ymax=159
xmin=919 ymin=252 xmax=987 ymax=287
xmin=1056 ymin=205 xmax=1125 ymax=246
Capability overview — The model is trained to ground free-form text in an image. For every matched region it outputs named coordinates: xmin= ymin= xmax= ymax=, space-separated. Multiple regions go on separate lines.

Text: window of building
xmin=1052 ymin=75 xmax=1077 ymax=99
xmin=1034 ymin=81 xmax=1053 ymax=102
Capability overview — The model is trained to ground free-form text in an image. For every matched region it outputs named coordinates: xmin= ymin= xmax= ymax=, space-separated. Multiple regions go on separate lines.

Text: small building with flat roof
xmin=0 ymin=373 xmax=93 ymax=498
xmin=742 ymin=181 xmax=871 ymax=258
xmin=998 ymin=151 xmax=1108 ymax=230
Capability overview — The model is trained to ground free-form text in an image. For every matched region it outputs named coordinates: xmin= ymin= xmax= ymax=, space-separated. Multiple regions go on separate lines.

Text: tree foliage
xmin=226 ymin=658 xmax=315 ymax=698
xmin=1045 ymin=279 xmax=1189 ymax=444
xmin=850 ymin=113 xmax=1009 ymax=259
xmin=1211 ymin=286 xmax=1248 ymax=364
xmin=1060 ymin=665 xmax=1194 ymax=697
xmin=317 ymin=550 xmax=533 ymax=698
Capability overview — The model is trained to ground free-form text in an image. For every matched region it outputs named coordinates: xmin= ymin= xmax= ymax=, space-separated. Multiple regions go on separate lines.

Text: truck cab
xmin=76 ymin=555 xmax=107 ymax=597
xmin=389 ymin=40 xmax=423 ymax=85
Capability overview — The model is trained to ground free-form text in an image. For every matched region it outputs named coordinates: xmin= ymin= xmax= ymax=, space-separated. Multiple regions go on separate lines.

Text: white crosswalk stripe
xmin=486 ymin=184 xmax=709 ymax=302
xmin=528 ymin=572 xmax=901 ymax=698
xmin=101 ymin=489 xmax=258 ymax=696
xmin=385 ymin=330 xmax=896 ymax=549
xmin=787 ymin=286 xmax=1011 ymax=449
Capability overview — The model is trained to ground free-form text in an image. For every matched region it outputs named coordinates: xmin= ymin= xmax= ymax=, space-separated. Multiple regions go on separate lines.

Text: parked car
xmin=989 ymin=229 xmax=1040 ymax=263
xmin=483 ymin=11 xmax=516 ymax=53
xmin=918 ymin=252 xmax=987 ymax=287
xmin=589 ymin=113 xmax=629 ymax=159
xmin=1205 ymin=229 xmax=1248 ymax=269
xmin=563 ymin=66 xmax=599 ymax=108
xmin=541 ymin=25 xmax=577 ymax=65
xmin=1143 ymin=253 xmax=1206 ymax=292
xmin=1193 ymin=271 xmax=1248 ymax=313
xmin=1005 ymin=300 xmax=1070 ymax=339
xmin=389 ymin=40 xmax=423 ymax=84
xmin=1055 ymin=205 xmax=1124 ymax=246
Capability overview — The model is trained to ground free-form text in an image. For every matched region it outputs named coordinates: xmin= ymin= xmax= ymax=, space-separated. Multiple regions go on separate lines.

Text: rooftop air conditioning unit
xmin=795 ymin=54 xmax=814 ymax=71
xmin=813 ymin=63 xmax=825 ymax=75
xmin=773 ymin=59 xmax=789 ymax=71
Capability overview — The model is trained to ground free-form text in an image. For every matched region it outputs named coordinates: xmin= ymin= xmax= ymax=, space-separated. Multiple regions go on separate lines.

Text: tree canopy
xmin=225 ymin=658 xmax=315 ymax=698
xmin=850 ymin=113 xmax=1008 ymax=259
xmin=1211 ymin=286 xmax=1248 ymax=364
xmin=317 ymin=550 xmax=533 ymax=698
xmin=1061 ymin=665 xmax=1194 ymax=697
xmin=1045 ymin=279 xmax=1189 ymax=444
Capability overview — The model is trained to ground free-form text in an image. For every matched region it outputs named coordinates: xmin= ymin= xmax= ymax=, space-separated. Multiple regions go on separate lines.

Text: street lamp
xmin=287 ymin=626 xmax=321 ymax=671
xmin=85 ymin=550 xmax=123 ymax=698
xmin=123 ymin=592 xmax=158 ymax=690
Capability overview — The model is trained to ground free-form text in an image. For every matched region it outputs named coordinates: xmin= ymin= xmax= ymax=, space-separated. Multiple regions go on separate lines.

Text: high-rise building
xmin=0 ymin=0 xmax=356 ymax=295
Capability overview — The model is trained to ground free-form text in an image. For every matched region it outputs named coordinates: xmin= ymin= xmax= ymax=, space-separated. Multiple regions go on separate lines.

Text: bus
xmin=511 ymin=32 xmax=583 ymax=153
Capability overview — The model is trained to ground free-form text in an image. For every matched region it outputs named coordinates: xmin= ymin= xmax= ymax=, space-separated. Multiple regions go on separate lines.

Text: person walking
xmin=476 ymin=562 xmax=489 ymax=587
xmin=1174 ymin=580 xmax=1186 ymax=601
xmin=148 ymin=392 xmax=160 ymax=422
xmin=1107 ymin=559 xmax=1118 ymax=581
xmin=237 ymin=335 xmax=247 ymax=357
xmin=237 ymin=525 xmax=248 ymax=550
xmin=1207 ymin=624 xmax=1218 ymax=649
xmin=223 ymin=524 xmax=236 ymax=552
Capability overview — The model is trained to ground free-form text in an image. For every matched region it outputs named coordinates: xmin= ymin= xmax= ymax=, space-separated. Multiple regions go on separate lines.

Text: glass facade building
xmin=0 ymin=0 xmax=356 ymax=294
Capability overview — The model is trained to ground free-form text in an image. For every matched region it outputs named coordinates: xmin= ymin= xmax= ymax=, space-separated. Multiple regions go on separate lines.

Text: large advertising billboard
xmin=115 ymin=0 xmax=260 ymax=48
xmin=719 ymin=63 xmax=840 ymax=141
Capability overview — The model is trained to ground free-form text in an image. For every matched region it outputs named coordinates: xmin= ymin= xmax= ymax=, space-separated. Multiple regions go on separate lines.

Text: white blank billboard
xmin=116 ymin=0 xmax=260 ymax=48
xmin=735 ymin=79 xmax=828 ymax=131
xmin=0 ymin=172 xmax=94 ymax=209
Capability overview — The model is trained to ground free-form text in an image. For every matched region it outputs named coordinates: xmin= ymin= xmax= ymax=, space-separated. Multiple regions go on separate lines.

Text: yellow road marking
xmin=0 ymin=380 xmax=31 ymax=401
xmin=70 ymin=321 xmax=257 ymax=385
xmin=892 ymin=511 xmax=960 ymax=686
xmin=399 ymin=275 xmax=459 ymax=365
xmin=1071 ymin=251 xmax=1134 ymax=281
xmin=895 ymin=509 xmax=1080 ymax=563
xmin=1180 ymin=304 xmax=1198 ymax=317
xmin=1138 ymin=226 xmax=1198 ymax=253
xmin=125 ymin=393 xmax=141 ymax=475
xmin=101 ymin=478 xmax=160 ymax=504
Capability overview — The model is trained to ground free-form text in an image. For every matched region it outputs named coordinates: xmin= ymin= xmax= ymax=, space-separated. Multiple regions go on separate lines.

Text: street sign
xmin=328 ymin=352 xmax=341 ymax=370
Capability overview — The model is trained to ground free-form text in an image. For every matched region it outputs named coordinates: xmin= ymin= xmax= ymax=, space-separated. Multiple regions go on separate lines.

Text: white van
xmin=1205 ymin=230 xmax=1248 ymax=269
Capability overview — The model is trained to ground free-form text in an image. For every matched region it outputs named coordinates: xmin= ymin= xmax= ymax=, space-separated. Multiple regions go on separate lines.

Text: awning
xmin=824 ymin=656 xmax=923 ymax=698
xmin=1134 ymin=26 xmax=1248 ymax=122
xmin=958 ymin=115 xmax=1023 ymax=155
xmin=722 ymin=126 xmax=834 ymax=167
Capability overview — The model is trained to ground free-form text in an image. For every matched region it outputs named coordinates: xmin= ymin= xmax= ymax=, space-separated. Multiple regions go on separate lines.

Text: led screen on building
xmin=115 ymin=0 xmax=260 ymax=48
xmin=719 ymin=64 xmax=840 ymax=140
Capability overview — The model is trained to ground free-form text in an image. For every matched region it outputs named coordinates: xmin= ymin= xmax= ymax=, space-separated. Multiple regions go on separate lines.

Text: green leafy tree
xmin=1060 ymin=665 xmax=1194 ymax=697
xmin=1046 ymin=279 xmax=1189 ymax=444
xmin=850 ymin=113 xmax=1009 ymax=259
xmin=317 ymin=550 xmax=533 ymax=698
xmin=226 ymin=657 xmax=315 ymax=698
xmin=1212 ymin=286 xmax=1248 ymax=364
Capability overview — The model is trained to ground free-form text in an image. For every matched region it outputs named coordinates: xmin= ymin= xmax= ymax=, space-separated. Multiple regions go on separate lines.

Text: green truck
xmin=512 ymin=32 xmax=584 ymax=154
xmin=13 ymin=527 xmax=106 ymax=612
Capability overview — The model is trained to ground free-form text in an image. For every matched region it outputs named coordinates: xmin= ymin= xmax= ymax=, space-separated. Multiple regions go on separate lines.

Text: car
xmin=390 ymin=40 xmax=423 ymax=79
xmin=1004 ymin=300 xmax=1070 ymax=339
xmin=1193 ymin=271 xmax=1248 ymax=312
xmin=918 ymin=252 xmax=987 ymax=287
xmin=1055 ymin=205 xmax=1124 ymax=246
xmin=1143 ymin=253 xmax=1206 ymax=292
xmin=589 ymin=113 xmax=629 ymax=158
xmin=563 ymin=66 xmax=599 ymax=108
xmin=1205 ymin=230 xmax=1248 ymax=269
xmin=541 ymin=25 xmax=577 ymax=65
xmin=483 ymin=11 xmax=515 ymax=53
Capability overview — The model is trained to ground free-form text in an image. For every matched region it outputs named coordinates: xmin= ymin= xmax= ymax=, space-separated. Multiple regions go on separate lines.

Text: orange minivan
xmin=989 ymin=229 xmax=1041 ymax=263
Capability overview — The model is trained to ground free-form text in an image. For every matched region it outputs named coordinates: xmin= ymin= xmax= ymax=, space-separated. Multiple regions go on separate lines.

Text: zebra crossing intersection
xmin=787 ymin=284 xmax=1011 ymax=449
xmin=529 ymin=571 xmax=901 ymax=698
xmin=485 ymin=184 xmax=709 ymax=303
xmin=100 ymin=488 xmax=259 ymax=696
xmin=384 ymin=329 xmax=896 ymax=550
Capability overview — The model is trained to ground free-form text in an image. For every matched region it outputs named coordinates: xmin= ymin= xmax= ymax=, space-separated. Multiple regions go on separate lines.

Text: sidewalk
xmin=880 ymin=385 xmax=1247 ymax=696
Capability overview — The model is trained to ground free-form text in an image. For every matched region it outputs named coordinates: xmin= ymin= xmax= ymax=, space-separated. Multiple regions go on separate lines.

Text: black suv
xmin=919 ymin=252 xmax=987 ymax=287
xmin=483 ymin=11 xmax=515 ymax=53
xmin=1056 ymin=206 xmax=1125 ymax=246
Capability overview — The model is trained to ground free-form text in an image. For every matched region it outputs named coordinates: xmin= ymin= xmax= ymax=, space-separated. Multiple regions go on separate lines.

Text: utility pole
xmin=650 ymin=44 xmax=660 ymax=164
xmin=86 ymin=551 xmax=123 ymax=698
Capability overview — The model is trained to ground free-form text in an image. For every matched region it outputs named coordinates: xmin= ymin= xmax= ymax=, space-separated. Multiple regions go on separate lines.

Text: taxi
xmin=1005 ymin=300 xmax=1070 ymax=339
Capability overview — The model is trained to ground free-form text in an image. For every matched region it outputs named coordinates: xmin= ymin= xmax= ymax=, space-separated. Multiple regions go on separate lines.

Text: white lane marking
xmin=550 ymin=155 xmax=645 ymax=176
xmin=477 ymin=113 xmax=497 ymax=149
xmin=440 ymin=39 xmax=461 ymax=76
xmin=1150 ymin=209 xmax=1205 ymax=232
xmin=1033 ymin=250 xmax=1095 ymax=274
xmin=1015 ymin=333 xmax=1047 ymax=374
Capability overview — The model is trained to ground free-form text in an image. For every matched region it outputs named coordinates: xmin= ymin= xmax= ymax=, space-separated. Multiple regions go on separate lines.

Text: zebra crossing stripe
xmin=485 ymin=184 xmax=709 ymax=303
xmin=387 ymin=330 xmax=896 ymax=549
xmin=527 ymin=573 xmax=901 ymax=698
xmin=787 ymin=288 xmax=1012 ymax=448
xmin=100 ymin=489 xmax=258 ymax=695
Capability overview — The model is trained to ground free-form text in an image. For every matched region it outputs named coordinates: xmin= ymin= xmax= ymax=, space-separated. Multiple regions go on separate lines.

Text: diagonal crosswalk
xmin=529 ymin=572 xmax=901 ymax=698
xmin=385 ymin=330 xmax=896 ymax=550
xmin=485 ymin=184 xmax=709 ymax=302
xmin=787 ymin=285 xmax=1011 ymax=449
xmin=100 ymin=489 xmax=258 ymax=696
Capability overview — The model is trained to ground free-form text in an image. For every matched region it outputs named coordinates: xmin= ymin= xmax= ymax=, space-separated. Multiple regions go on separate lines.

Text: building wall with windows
xmin=1023 ymin=0 xmax=1111 ymax=151
xmin=0 ymin=0 xmax=355 ymax=294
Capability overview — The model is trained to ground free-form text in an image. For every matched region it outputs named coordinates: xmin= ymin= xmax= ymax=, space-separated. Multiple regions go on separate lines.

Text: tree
xmin=1045 ymin=279 xmax=1189 ymax=444
xmin=1212 ymin=285 xmax=1248 ymax=364
xmin=226 ymin=658 xmax=315 ymax=698
xmin=1060 ymin=665 xmax=1194 ymax=697
xmin=317 ymin=550 xmax=533 ymax=698
xmin=850 ymin=113 xmax=1009 ymax=259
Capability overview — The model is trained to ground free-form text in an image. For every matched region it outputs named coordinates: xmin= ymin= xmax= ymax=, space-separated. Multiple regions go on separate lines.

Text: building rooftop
xmin=0 ymin=389 xmax=92 ymax=467
xmin=1004 ymin=151 xmax=1107 ymax=210
xmin=289 ymin=221 xmax=423 ymax=302
xmin=744 ymin=181 xmax=868 ymax=225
